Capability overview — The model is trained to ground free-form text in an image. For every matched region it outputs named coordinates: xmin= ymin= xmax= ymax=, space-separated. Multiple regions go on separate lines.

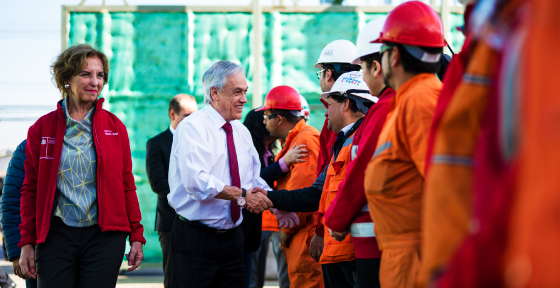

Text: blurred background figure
xmin=18 ymin=44 xmax=145 ymax=287
xmin=2 ymin=139 xmax=33 ymax=288
xmin=146 ymin=93 xmax=198 ymax=288
xmin=243 ymin=108 xmax=308 ymax=288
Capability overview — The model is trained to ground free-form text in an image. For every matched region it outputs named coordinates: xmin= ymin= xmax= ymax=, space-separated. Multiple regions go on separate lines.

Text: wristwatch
xmin=237 ymin=188 xmax=247 ymax=206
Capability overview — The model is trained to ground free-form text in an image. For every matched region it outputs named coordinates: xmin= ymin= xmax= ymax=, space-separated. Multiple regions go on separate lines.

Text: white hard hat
xmin=314 ymin=40 xmax=360 ymax=69
xmin=321 ymin=71 xmax=378 ymax=113
xmin=298 ymin=95 xmax=310 ymax=121
xmin=353 ymin=17 xmax=387 ymax=63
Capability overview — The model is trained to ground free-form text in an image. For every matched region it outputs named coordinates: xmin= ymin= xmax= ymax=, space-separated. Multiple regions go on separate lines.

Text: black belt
xmin=177 ymin=215 xmax=237 ymax=236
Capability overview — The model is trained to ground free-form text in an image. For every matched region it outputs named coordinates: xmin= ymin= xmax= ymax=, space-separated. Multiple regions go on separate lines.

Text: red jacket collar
xmin=56 ymin=97 xmax=105 ymax=117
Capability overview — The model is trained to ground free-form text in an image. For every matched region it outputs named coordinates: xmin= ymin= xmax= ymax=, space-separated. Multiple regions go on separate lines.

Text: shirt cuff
xmin=279 ymin=158 xmax=289 ymax=173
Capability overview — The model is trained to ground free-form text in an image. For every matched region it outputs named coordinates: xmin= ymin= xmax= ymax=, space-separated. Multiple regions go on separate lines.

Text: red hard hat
xmin=371 ymin=1 xmax=446 ymax=48
xmin=257 ymin=85 xmax=303 ymax=111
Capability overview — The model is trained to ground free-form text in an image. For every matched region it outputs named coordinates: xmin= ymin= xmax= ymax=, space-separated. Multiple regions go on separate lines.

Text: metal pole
xmin=61 ymin=6 xmax=69 ymax=50
xmin=441 ymin=0 xmax=450 ymax=53
xmin=252 ymin=0 xmax=262 ymax=109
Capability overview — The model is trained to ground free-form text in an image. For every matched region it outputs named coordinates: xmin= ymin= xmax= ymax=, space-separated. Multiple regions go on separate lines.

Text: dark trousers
xmin=158 ymin=231 xmax=172 ymax=288
xmin=35 ymin=216 xmax=127 ymax=288
xmin=355 ymin=258 xmax=381 ymax=288
xmin=322 ymin=261 xmax=357 ymax=288
xmin=171 ymin=215 xmax=245 ymax=288
xmin=243 ymin=252 xmax=252 ymax=288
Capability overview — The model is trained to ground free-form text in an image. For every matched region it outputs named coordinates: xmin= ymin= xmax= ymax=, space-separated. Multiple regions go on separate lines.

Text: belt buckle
xmin=216 ymin=230 xmax=228 ymax=234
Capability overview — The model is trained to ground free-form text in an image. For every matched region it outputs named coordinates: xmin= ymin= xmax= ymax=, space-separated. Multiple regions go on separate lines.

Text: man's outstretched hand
xmin=245 ymin=187 xmax=273 ymax=214
xmin=271 ymin=208 xmax=300 ymax=229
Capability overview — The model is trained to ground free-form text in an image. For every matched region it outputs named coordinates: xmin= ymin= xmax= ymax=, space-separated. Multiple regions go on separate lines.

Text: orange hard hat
xmin=257 ymin=85 xmax=303 ymax=111
xmin=371 ymin=1 xmax=446 ymax=48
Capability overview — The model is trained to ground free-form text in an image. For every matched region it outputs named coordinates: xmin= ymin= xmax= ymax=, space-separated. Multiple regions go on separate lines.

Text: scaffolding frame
xmin=62 ymin=3 xmax=463 ymax=107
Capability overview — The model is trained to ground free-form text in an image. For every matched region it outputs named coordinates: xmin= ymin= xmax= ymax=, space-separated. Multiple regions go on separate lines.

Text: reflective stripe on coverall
xmin=274 ymin=119 xmax=324 ymax=288
xmin=364 ymin=73 xmax=441 ymax=288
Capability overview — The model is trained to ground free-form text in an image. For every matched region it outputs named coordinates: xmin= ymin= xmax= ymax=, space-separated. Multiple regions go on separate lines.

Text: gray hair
xmin=202 ymin=61 xmax=244 ymax=105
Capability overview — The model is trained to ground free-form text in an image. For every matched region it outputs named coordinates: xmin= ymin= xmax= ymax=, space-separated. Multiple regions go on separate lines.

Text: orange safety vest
xmin=262 ymin=210 xmax=279 ymax=232
xmin=318 ymin=129 xmax=357 ymax=265
xmin=274 ymin=119 xmax=323 ymax=288
xmin=364 ymin=73 xmax=441 ymax=288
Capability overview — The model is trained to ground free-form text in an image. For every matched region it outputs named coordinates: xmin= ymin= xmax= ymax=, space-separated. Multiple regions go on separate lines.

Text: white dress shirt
xmin=168 ymin=104 xmax=271 ymax=229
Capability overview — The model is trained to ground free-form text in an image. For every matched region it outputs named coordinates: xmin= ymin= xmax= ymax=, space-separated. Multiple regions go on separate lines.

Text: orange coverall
xmin=505 ymin=0 xmax=560 ymax=286
xmin=274 ymin=119 xmax=323 ymax=288
xmin=364 ymin=74 xmax=441 ymax=288
xmin=420 ymin=43 xmax=496 ymax=286
xmin=318 ymin=129 xmax=357 ymax=265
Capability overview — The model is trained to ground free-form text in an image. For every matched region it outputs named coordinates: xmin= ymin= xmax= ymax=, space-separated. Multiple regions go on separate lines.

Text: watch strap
xmin=241 ymin=188 xmax=247 ymax=198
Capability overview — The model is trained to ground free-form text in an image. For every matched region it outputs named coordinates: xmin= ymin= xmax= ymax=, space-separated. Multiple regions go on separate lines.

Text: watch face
xmin=237 ymin=197 xmax=246 ymax=206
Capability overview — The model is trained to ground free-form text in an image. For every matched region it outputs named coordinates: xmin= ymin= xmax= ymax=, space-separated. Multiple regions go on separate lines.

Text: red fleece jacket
xmin=19 ymin=98 xmax=145 ymax=248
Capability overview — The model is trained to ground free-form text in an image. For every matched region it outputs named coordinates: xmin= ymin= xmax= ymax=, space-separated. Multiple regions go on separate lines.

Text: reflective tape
xmin=463 ymin=74 xmax=490 ymax=86
xmin=403 ymin=44 xmax=442 ymax=63
xmin=373 ymin=141 xmax=392 ymax=158
xmin=432 ymin=155 xmax=474 ymax=166
xmin=350 ymin=222 xmax=375 ymax=237
xmin=351 ymin=145 xmax=358 ymax=160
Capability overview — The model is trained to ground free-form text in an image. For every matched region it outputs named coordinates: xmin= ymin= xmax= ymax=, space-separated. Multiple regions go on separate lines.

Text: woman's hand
xmin=19 ymin=244 xmax=37 ymax=279
xmin=12 ymin=257 xmax=28 ymax=279
xmin=126 ymin=241 xmax=144 ymax=272
xmin=282 ymin=143 xmax=309 ymax=167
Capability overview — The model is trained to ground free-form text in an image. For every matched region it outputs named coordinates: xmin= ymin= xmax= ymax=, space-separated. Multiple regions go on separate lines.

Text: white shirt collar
xmin=203 ymin=104 xmax=227 ymax=129
xmin=169 ymin=125 xmax=176 ymax=135
xmin=341 ymin=122 xmax=356 ymax=136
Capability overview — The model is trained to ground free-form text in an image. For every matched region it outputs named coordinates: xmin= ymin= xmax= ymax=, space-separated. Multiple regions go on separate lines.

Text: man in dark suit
xmin=146 ymin=94 xmax=198 ymax=288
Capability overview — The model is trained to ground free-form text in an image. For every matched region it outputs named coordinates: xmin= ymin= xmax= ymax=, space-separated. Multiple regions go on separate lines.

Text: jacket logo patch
xmin=104 ymin=130 xmax=119 ymax=136
xmin=40 ymin=137 xmax=55 ymax=160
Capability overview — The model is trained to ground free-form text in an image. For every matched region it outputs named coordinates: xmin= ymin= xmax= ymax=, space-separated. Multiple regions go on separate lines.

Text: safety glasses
xmin=380 ymin=44 xmax=395 ymax=54
xmin=263 ymin=114 xmax=278 ymax=122
xmin=316 ymin=69 xmax=326 ymax=79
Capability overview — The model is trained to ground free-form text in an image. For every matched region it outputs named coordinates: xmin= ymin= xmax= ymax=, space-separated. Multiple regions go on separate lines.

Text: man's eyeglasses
xmin=316 ymin=69 xmax=326 ymax=79
xmin=263 ymin=114 xmax=278 ymax=122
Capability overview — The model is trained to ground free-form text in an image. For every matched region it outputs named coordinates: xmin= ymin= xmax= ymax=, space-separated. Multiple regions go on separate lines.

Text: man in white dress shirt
xmin=168 ymin=61 xmax=273 ymax=288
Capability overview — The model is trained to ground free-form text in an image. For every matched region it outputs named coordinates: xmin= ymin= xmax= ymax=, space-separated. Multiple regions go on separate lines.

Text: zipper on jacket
xmin=92 ymin=106 xmax=103 ymax=228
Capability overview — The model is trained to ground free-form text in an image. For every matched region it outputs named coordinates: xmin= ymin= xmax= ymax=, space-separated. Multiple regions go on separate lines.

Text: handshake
xmin=244 ymin=187 xmax=273 ymax=214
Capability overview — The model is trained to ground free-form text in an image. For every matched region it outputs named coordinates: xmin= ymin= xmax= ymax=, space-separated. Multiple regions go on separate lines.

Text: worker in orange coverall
xmin=363 ymin=1 xmax=445 ymax=287
xmin=257 ymin=85 xmax=323 ymax=287
xmin=504 ymin=1 xmax=560 ymax=286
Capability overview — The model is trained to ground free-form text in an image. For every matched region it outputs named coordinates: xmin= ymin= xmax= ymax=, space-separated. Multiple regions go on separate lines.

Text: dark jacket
xmin=1 ymin=140 xmax=26 ymax=261
xmin=20 ymin=98 xmax=145 ymax=248
xmin=146 ymin=128 xmax=176 ymax=231
xmin=241 ymin=151 xmax=286 ymax=252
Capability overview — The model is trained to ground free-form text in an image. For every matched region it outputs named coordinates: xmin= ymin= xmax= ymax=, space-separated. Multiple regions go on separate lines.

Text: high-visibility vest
xmin=318 ymin=130 xmax=357 ymax=264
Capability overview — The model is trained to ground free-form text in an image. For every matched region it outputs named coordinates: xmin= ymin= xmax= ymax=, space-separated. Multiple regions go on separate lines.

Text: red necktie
xmin=222 ymin=122 xmax=241 ymax=224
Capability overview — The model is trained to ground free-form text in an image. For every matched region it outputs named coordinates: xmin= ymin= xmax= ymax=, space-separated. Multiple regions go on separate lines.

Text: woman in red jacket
xmin=18 ymin=44 xmax=146 ymax=287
